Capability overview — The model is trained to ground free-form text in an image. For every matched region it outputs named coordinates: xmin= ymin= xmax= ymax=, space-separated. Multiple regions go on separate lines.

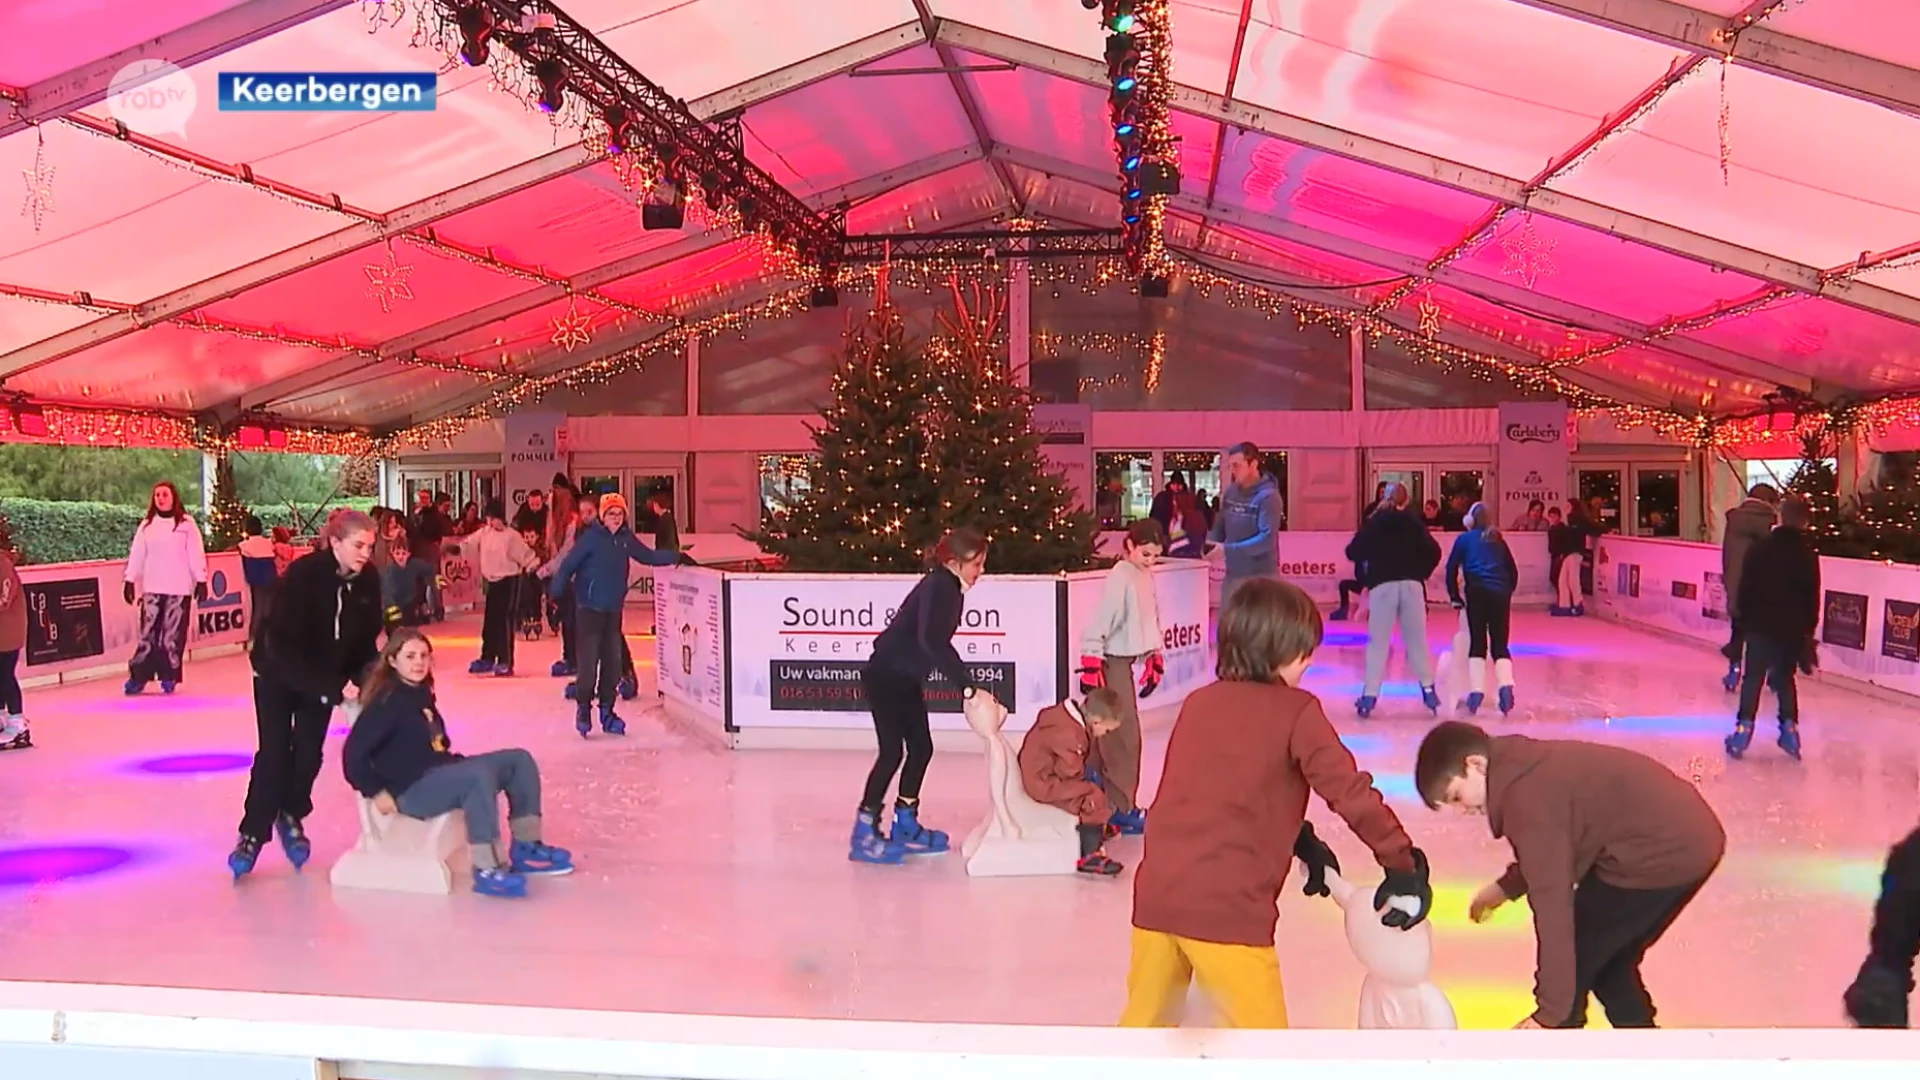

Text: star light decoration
xmin=20 ymin=130 xmax=55 ymax=234
xmin=363 ymin=246 xmax=415 ymax=312
xmin=550 ymin=297 xmax=593 ymax=352
xmin=1498 ymin=216 xmax=1557 ymax=290
xmin=1416 ymin=292 xmax=1443 ymax=338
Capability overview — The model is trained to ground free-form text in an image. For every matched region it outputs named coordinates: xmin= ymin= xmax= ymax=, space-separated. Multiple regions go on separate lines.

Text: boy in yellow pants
xmin=1121 ymin=578 xmax=1433 ymax=1028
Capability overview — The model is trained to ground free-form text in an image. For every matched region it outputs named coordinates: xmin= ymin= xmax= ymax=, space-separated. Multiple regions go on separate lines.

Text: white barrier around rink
xmin=1592 ymin=535 xmax=1920 ymax=701
xmin=0 ymin=982 xmax=1909 ymax=1080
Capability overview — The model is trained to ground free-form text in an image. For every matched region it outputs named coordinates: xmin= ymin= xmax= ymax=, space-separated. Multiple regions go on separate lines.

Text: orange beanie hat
xmin=598 ymin=493 xmax=630 ymax=522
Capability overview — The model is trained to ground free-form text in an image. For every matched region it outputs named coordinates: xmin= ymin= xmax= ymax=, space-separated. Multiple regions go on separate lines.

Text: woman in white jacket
xmin=1075 ymin=519 xmax=1166 ymax=836
xmin=124 ymin=481 xmax=208 ymax=694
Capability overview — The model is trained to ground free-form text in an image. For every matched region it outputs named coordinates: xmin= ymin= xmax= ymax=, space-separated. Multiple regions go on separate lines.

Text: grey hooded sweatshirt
xmin=1209 ymin=472 xmax=1285 ymax=584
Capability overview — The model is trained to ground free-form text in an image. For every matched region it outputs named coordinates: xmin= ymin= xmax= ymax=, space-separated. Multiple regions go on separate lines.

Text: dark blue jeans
xmin=1736 ymin=633 xmax=1799 ymax=724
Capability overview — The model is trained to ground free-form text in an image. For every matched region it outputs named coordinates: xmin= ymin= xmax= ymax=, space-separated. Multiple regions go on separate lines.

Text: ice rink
xmin=0 ymin=610 xmax=1909 ymax=1030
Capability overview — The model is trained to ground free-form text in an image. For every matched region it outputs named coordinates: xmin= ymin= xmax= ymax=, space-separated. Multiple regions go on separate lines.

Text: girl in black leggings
xmin=851 ymin=527 xmax=992 ymax=865
xmin=1444 ymin=503 xmax=1519 ymax=717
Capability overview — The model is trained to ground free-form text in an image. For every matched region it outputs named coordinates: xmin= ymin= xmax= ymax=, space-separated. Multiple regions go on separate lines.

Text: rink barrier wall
xmin=0 ymin=981 xmax=1913 ymax=1080
xmin=1593 ymin=535 xmax=1920 ymax=702
xmin=652 ymin=559 xmax=1214 ymax=751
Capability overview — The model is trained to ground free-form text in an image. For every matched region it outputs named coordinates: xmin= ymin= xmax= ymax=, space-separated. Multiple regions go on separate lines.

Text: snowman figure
xmin=1323 ymin=868 xmax=1457 ymax=1029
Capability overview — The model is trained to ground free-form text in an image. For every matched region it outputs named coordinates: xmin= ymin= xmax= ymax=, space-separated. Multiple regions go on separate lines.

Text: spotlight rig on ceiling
xmin=1096 ymin=0 xmax=1178 ymax=284
xmin=441 ymin=1 xmax=844 ymax=297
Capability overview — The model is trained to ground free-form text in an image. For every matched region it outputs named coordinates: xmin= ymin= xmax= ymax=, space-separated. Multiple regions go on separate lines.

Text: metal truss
xmin=840 ymin=229 xmax=1124 ymax=264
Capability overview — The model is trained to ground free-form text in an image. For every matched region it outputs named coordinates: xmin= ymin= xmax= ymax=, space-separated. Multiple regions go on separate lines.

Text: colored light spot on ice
xmin=1371 ymin=772 xmax=1421 ymax=804
xmin=131 ymin=752 xmax=252 ymax=775
xmin=0 ymin=845 xmax=134 ymax=887
xmin=1578 ymin=713 xmax=1728 ymax=736
xmin=1770 ymin=854 xmax=1883 ymax=901
xmin=1439 ymin=981 xmax=1613 ymax=1030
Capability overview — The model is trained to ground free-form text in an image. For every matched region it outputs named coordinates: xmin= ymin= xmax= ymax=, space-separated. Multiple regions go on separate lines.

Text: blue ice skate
xmin=550 ymin=660 xmax=575 ymax=678
xmin=849 ymin=811 xmax=904 ymax=864
xmin=274 ymin=814 xmax=311 ymax=870
xmin=1498 ymin=686 xmax=1515 ymax=716
xmin=227 ymin=835 xmax=261 ymax=879
xmin=890 ymin=804 xmax=949 ymax=855
xmin=473 ymin=867 xmax=528 ymax=898
xmin=1722 ymin=663 xmax=1740 ymax=693
xmin=1420 ymin=685 xmax=1441 ymax=715
xmin=618 ymin=673 xmax=639 ymax=700
xmin=468 ymin=658 xmax=493 ymax=674
xmin=1355 ymin=695 xmax=1377 ymax=719
xmin=598 ymin=707 xmax=626 ymax=736
xmin=1464 ymin=692 xmax=1484 ymax=715
xmin=575 ymin=702 xmax=592 ymax=738
xmin=1778 ymin=721 xmax=1803 ymax=761
xmin=1725 ymin=719 xmax=1755 ymax=760
xmin=123 ymin=678 xmax=144 ymax=696
xmin=493 ymin=661 xmax=513 ymax=677
xmin=159 ymin=680 xmax=176 ymax=694
xmin=1108 ymin=807 xmax=1146 ymax=835
xmin=510 ymin=840 xmax=574 ymax=876
xmin=563 ymin=681 xmax=578 ymax=701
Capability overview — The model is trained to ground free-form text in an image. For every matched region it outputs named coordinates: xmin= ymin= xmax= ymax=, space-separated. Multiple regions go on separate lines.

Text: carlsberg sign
xmin=1496 ymin=401 xmax=1568 ymax=527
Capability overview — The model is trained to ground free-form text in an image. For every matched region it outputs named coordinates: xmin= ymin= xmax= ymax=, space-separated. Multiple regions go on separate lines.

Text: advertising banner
xmin=652 ymin=566 xmax=726 ymax=723
xmin=18 ymin=552 xmax=252 ymax=677
xmin=1594 ymin=535 xmax=1920 ymax=698
xmin=1203 ymin=531 xmax=1555 ymax=607
xmin=1495 ymin=400 xmax=1569 ymax=528
xmin=725 ymin=574 xmax=1062 ymax=732
xmin=1032 ymin=403 xmax=1093 ymax=514
xmin=1063 ymin=559 xmax=1211 ymax=709
xmin=502 ymin=410 xmax=565 ymax=515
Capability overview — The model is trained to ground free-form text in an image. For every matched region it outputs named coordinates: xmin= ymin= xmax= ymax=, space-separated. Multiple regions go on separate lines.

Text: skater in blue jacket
xmin=548 ymin=493 xmax=690 ymax=737
xmin=1444 ymin=503 xmax=1519 ymax=716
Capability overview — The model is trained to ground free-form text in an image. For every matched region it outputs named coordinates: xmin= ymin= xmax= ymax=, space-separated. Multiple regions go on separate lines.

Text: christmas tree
xmin=1841 ymin=450 xmax=1920 ymax=563
xmin=207 ymin=452 xmax=249 ymax=551
xmin=745 ymin=281 xmax=1095 ymax=573
xmin=742 ymin=299 xmax=948 ymax=571
xmin=921 ymin=280 xmax=1095 ymax=573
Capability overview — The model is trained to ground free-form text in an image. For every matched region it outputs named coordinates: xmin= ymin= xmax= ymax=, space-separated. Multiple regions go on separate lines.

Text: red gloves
xmin=1138 ymin=652 xmax=1166 ymax=698
xmin=1077 ymin=655 xmax=1105 ymax=695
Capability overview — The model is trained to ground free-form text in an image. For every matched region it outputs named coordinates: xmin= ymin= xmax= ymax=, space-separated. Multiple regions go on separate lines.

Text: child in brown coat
xmin=1122 ymin=578 xmax=1432 ymax=1029
xmin=1415 ymin=721 xmax=1725 ymax=1028
xmin=1019 ymin=687 xmax=1125 ymax=876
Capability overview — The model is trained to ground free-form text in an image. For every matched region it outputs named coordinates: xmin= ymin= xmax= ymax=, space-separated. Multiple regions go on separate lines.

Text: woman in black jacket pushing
xmin=229 ymin=510 xmax=383 ymax=878
xmin=851 ymin=527 xmax=994 ymax=865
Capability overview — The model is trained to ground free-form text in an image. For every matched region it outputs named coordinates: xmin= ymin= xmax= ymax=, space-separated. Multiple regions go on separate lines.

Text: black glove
xmin=1844 ymin=959 xmax=1911 ymax=1028
xmin=194 ymin=582 xmax=208 ymax=604
xmin=123 ymin=582 xmax=136 ymax=605
xmin=1293 ymin=821 xmax=1340 ymax=898
xmin=675 ymin=552 xmax=698 ymax=566
xmin=1374 ymin=846 xmax=1433 ymax=930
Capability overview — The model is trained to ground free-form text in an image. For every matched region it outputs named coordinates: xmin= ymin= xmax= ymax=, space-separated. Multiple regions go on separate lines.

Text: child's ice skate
xmin=493 ymin=661 xmax=513 ymax=677
xmin=0 ymin=715 xmax=29 ymax=751
xmin=1777 ymin=720 xmax=1803 ymax=761
xmin=598 ymin=706 xmax=626 ymax=736
xmin=550 ymin=660 xmax=575 ymax=678
xmin=1724 ymin=719 xmax=1755 ymax=759
xmin=1108 ymin=807 xmax=1146 ymax=835
xmin=890 ymin=802 xmax=949 ymax=855
xmin=159 ymin=680 xmax=176 ymax=694
xmin=467 ymin=658 xmax=493 ymax=674
xmin=618 ymin=672 xmax=639 ymax=700
xmin=563 ymin=681 xmax=578 ymax=700
xmin=227 ymin=835 xmax=262 ymax=879
xmin=1076 ymin=823 xmax=1124 ymax=876
xmin=849 ymin=810 xmax=904 ymax=864
xmin=1722 ymin=661 xmax=1740 ymax=693
xmin=509 ymin=839 xmax=574 ymax=876
xmin=574 ymin=702 xmax=592 ymax=737
xmin=122 ymin=678 xmax=145 ymax=695
xmin=1494 ymin=659 xmax=1515 ymax=716
xmin=1355 ymin=695 xmax=1378 ymax=719
xmin=1420 ymin=685 xmax=1440 ymax=715
xmin=472 ymin=866 xmax=528 ymax=898
xmin=274 ymin=813 xmax=311 ymax=870
xmin=1464 ymin=657 xmax=1487 ymax=715
xmin=1329 ymin=605 xmax=1349 ymax=622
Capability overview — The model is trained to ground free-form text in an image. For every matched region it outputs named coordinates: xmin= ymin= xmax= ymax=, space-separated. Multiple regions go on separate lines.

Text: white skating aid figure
xmin=1433 ymin=608 xmax=1472 ymax=718
xmin=1324 ymin=869 xmax=1457 ymax=1029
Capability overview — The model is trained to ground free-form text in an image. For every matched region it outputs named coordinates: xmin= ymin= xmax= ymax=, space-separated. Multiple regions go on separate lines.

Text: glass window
xmin=1438 ymin=470 xmax=1483 ymax=529
xmin=1375 ymin=468 xmax=1425 ymax=513
xmin=1745 ymin=457 xmax=1832 ymax=491
xmin=1635 ymin=470 xmax=1681 ymax=536
xmin=1163 ymin=451 xmax=1220 ymax=505
xmin=577 ymin=474 xmax=620 ymax=498
xmin=758 ymin=453 xmax=816 ymax=522
xmin=631 ymin=475 xmax=676 ymax=534
xmin=1577 ymin=469 xmax=1622 ymax=532
xmin=1095 ymin=451 xmax=1154 ymax=530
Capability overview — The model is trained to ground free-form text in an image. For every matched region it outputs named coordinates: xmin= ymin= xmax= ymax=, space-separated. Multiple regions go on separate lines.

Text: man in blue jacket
xmin=1208 ymin=441 xmax=1285 ymax=600
xmin=548 ymin=493 xmax=690 ymax=737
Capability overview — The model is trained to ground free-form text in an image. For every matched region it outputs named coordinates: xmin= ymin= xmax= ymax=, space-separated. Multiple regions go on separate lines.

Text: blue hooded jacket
xmin=1445 ymin=527 xmax=1519 ymax=603
xmin=1208 ymin=472 xmax=1284 ymax=582
xmin=549 ymin=522 xmax=678 ymax=613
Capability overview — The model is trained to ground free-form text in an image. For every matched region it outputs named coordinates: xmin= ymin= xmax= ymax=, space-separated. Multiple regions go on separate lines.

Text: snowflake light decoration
xmin=20 ymin=132 xmax=55 ymax=233
xmin=363 ymin=247 xmax=415 ymax=312
xmin=1416 ymin=294 xmax=1442 ymax=338
xmin=1498 ymin=217 xmax=1557 ymax=290
xmin=550 ymin=298 xmax=593 ymax=352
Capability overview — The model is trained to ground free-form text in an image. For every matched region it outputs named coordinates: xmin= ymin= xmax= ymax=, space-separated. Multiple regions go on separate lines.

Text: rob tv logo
xmin=107 ymin=60 xmax=198 ymax=139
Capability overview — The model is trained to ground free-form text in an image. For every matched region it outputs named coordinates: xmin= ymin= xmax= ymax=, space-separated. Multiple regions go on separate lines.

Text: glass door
xmin=1576 ymin=466 xmax=1624 ymax=534
xmin=1094 ymin=451 xmax=1154 ymax=530
xmin=1631 ymin=465 xmax=1682 ymax=537
xmin=1370 ymin=464 xmax=1429 ymax=521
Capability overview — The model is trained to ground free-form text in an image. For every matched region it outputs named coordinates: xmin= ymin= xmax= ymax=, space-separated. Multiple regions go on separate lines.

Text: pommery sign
xmin=503 ymin=411 xmax=565 ymax=512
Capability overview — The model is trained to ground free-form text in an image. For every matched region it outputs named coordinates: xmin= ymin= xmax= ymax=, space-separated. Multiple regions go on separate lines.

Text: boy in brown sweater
xmin=1415 ymin=721 xmax=1725 ymax=1028
xmin=1019 ymin=687 xmax=1125 ymax=876
xmin=1122 ymin=578 xmax=1432 ymax=1029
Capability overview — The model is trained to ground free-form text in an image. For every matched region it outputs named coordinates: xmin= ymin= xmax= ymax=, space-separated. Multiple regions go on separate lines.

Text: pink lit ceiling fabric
xmin=3 ymin=0 xmax=1919 ymax=429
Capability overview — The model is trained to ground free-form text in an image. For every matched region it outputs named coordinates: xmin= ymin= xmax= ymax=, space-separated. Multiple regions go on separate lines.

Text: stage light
xmin=603 ymin=105 xmax=636 ymax=154
xmin=1122 ymin=152 xmax=1141 ymax=171
xmin=1125 ymin=186 xmax=1142 ymax=200
xmin=454 ymin=3 xmax=495 ymax=66
xmin=532 ymin=58 xmax=567 ymax=113
xmin=1107 ymin=2 xmax=1136 ymax=32
xmin=1105 ymin=33 xmax=1136 ymax=64
xmin=7 ymin=399 xmax=47 ymax=439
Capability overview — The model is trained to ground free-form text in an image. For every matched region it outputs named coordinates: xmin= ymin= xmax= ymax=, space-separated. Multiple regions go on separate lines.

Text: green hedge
xmin=0 ymin=498 xmax=375 ymax=564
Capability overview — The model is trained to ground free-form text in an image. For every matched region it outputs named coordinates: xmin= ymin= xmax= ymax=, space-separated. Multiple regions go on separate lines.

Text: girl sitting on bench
xmin=342 ymin=628 xmax=574 ymax=898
